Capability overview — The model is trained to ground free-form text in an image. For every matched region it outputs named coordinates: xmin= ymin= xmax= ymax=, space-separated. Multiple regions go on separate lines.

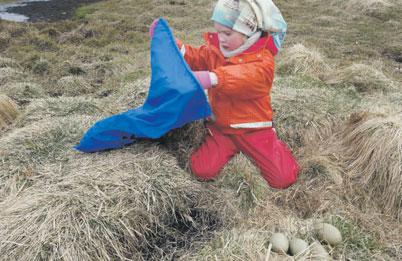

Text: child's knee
xmin=261 ymin=168 xmax=298 ymax=189
xmin=190 ymin=154 xmax=220 ymax=180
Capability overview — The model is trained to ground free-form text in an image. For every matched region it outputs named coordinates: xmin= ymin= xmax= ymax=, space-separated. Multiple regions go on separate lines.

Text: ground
xmin=0 ymin=0 xmax=401 ymax=260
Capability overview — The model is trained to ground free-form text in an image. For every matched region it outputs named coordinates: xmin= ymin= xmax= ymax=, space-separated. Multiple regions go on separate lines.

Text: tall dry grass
xmin=0 ymin=56 xmax=20 ymax=68
xmin=286 ymin=110 xmax=402 ymax=219
xmin=0 ymin=67 xmax=25 ymax=86
xmin=339 ymin=112 xmax=402 ymax=219
xmin=0 ymin=115 xmax=100 ymax=198
xmin=0 ymin=95 xmax=20 ymax=130
xmin=16 ymin=97 xmax=106 ymax=127
xmin=325 ymin=63 xmax=395 ymax=93
xmin=343 ymin=0 xmax=393 ymax=13
xmin=54 ymin=76 xmax=94 ymax=96
xmin=0 ymin=144 xmax=235 ymax=260
xmin=276 ymin=43 xmax=330 ymax=79
xmin=0 ymin=0 xmax=401 ymax=259
xmin=0 ymin=81 xmax=46 ymax=101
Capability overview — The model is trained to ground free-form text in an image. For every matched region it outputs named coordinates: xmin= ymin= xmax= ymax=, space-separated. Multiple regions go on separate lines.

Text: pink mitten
xmin=149 ymin=19 xmax=159 ymax=38
xmin=193 ymin=71 xmax=213 ymax=89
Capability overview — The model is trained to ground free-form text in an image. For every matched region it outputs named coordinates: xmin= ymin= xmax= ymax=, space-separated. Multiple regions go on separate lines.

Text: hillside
xmin=0 ymin=0 xmax=401 ymax=260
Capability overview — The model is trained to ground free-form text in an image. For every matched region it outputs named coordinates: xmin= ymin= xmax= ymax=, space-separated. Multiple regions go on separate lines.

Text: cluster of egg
xmin=269 ymin=223 xmax=342 ymax=257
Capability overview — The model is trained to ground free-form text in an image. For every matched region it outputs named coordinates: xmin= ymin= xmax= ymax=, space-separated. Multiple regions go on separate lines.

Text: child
xmin=151 ymin=0 xmax=299 ymax=189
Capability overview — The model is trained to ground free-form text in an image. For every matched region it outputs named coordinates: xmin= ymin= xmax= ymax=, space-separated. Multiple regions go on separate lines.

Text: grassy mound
xmin=276 ymin=43 xmax=330 ymax=79
xmin=0 ymin=81 xmax=47 ymax=102
xmin=54 ymin=76 xmax=94 ymax=96
xmin=339 ymin=112 xmax=402 ymax=219
xmin=0 ymin=115 xmax=97 ymax=198
xmin=266 ymin=117 xmax=396 ymax=259
xmin=326 ymin=63 xmax=394 ymax=93
xmin=0 ymin=144 xmax=233 ymax=260
xmin=0 ymin=68 xmax=25 ymax=86
xmin=0 ymin=111 xmax=236 ymax=258
xmin=160 ymin=121 xmax=208 ymax=171
xmin=271 ymin=75 xmax=360 ymax=149
xmin=0 ymin=0 xmax=401 ymax=259
xmin=0 ymin=95 xmax=20 ymax=130
xmin=107 ymin=78 xmax=150 ymax=111
xmin=16 ymin=97 xmax=107 ymax=127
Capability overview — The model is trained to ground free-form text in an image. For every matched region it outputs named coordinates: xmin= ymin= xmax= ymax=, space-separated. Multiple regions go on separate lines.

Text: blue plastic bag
xmin=75 ymin=18 xmax=211 ymax=153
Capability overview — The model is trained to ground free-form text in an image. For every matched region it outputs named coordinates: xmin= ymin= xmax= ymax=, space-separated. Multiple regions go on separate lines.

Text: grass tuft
xmin=326 ymin=63 xmax=394 ymax=93
xmin=54 ymin=75 xmax=95 ymax=96
xmin=276 ymin=43 xmax=330 ymax=79
xmin=0 ymin=95 xmax=20 ymax=130
xmin=340 ymin=111 xmax=402 ymax=218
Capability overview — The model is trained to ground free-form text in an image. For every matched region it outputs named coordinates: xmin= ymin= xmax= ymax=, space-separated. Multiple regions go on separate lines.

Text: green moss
xmin=123 ymin=69 xmax=150 ymax=83
xmin=330 ymin=216 xmax=383 ymax=260
xmin=32 ymin=59 xmax=50 ymax=75
xmin=75 ymin=6 xmax=97 ymax=20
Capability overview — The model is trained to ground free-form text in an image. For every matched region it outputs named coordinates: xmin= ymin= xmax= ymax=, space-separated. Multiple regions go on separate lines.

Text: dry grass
xmin=107 ymin=78 xmax=150 ymax=110
xmin=0 ymin=0 xmax=401 ymax=259
xmin=54 ymin=76 xmax=95 ymax=96
xmin=325 ymin=63 xmax=395 ymax=93
xmin=0 ymin=116 xmax=98 ymax=197
xmin=343 ymin=0 xmax=393 ymax=13
xmin=16 ymin=97 xmax=107 ymax=127
xmin=266 ymin=117 xmax=399 ymax=259
xmin=160 ymin=121 xmax=208 ymax=171
xmin=0 ymin=143 xmax=235 ymax=260
xmin=338 ymin=111 xmax=402 ymax=219
xmin=0 ymin=95 xmax=20 ymax=130
xmin=0 ymin=56 xmax=20 ymax=69
xmin=0 ymin=81 xmax=46 ymax=102
xmin=276 ymin=43 xmax=331 ymax=79
xmin=271 ymin=75 xmax=360 ymax=149
xmin=183 ymin=195 xmax=306 ymax=260
xmin=0 ymin=67 xmax=24 ymax=86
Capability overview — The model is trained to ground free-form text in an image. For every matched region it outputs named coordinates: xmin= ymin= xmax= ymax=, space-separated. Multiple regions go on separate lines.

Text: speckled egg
xmin=269 ymin=233 xmax=289 ymax=253
xmin=310 ymin=241 xmax=330 ymax=260
xmin=314 ymin=223 xmax=342 ymax=246
xmin=289 ymin=237 xmax=309 ymax=256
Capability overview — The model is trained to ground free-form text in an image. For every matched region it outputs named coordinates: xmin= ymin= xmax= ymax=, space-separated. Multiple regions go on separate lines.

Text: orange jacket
xmin=178 ymin=33 xmax=276 ymax=134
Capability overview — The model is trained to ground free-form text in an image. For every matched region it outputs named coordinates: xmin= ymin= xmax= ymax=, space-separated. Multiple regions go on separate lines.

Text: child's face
xmin=214 ymin=22 xmax=247 ymax=51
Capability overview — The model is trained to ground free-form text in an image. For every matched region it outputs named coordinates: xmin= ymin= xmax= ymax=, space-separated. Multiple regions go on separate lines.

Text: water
xmin=0 ymin=0 xmax=102 ymax=23
xmin=0 ymin=0 xmax=49 ymax=22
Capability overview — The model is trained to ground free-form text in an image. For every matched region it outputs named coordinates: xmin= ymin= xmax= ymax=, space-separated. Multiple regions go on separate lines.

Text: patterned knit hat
xmin=211 ymin=0 xmax=287 ymax=49
xmin=211 ymin=0 xmax=257 ymax=36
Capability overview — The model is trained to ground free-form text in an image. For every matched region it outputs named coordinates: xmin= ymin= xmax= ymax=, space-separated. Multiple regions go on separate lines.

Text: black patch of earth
xmin=7 ymin=0 xmax=103 ymax=22
xmin=383 ymin=48 xmax=402 ymax=64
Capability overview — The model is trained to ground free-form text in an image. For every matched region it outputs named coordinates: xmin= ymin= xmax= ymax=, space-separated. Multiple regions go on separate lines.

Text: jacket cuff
xmin=209 ymin=72 xmax=218 ymax=86
xmin=211 ymin=69 xmax=225 ymax=89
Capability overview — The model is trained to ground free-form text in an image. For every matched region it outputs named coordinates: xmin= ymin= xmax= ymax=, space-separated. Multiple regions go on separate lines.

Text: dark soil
xmin=7 ymin=0 xmax=103 ymax=22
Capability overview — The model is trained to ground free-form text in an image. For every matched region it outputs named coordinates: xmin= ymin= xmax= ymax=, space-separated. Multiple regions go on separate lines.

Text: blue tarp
xmin=75 ymin=18 xmax=211 ymax=153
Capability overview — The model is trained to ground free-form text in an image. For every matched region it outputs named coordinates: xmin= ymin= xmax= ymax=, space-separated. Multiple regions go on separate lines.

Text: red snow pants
xmin=190 ymin=125 xmax=299 ymax=189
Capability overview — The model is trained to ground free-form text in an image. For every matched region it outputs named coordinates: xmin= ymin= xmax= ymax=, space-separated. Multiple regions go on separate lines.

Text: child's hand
xmin=193 ymin=71 xmax=213 ymax=89
xmin=149 ymin=19 xmax=159 ymax=38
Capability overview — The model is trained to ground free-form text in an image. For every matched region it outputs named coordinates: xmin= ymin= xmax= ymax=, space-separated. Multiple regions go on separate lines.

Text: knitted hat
xmin=211 ymin=0 xmax=287 ymax=49
xmin=211 ymin=0 xmax=257 ymax=36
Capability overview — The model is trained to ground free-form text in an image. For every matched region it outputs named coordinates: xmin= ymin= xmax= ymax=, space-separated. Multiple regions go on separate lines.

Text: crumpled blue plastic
xmin=75 ymin=18 xmax=211 ymax=153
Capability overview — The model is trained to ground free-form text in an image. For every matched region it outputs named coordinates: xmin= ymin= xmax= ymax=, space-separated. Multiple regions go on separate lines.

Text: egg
xmin=289 ymin=237 xmax=308 ymax=256
xmin=269 ymin=232 xmax=289 ymax=253
xmin=314 ymin=223 xmax=342 ymax=246
xmin=310 ymin=241 xmax=330 ymax=260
